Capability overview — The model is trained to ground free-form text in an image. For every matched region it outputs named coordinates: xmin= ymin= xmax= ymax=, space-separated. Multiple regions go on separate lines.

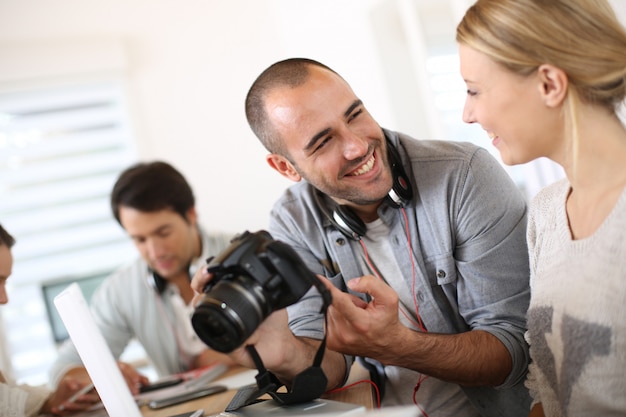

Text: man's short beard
xmin=335 ymin=190 xmax=387 ymax=206
xmin=293 ymin=150 xmax=393 ymax=207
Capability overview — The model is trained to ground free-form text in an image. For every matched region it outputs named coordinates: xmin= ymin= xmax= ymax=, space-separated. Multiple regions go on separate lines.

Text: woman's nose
xmin=462 ymin=100 xmax=475 ymax=124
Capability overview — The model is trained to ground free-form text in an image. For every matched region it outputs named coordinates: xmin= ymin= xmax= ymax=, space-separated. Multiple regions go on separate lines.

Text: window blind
xmin=0 ymin=81 xmax=139 ymax=385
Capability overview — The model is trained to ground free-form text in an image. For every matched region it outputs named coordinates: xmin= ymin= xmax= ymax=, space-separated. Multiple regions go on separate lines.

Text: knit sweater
xmin=0 ymin=372 xmax=50 ymax=417
xmin=525 ymin=179 xmax=626 ymax=416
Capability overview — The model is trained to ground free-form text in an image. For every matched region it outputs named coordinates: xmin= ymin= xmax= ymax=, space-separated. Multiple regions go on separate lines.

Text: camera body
xmin=191 ymin=230 xmax=320 ymax=353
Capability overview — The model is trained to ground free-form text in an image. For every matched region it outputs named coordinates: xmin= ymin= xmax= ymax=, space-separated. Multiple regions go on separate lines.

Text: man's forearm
xmin=377 ymin=328 xmax=512 ymax=387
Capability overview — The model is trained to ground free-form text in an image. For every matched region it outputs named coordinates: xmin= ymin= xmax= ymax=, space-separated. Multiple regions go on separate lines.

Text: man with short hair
xmin=193 ymin=58 xmax=532 ymax=417
xmin=50 ymin=161 xmax=233 ymax=402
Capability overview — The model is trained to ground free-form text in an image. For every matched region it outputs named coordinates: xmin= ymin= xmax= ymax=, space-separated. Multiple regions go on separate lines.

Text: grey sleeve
xmin=453 ymin=148 xmax=531 ymax=388
xmin=269 ymin=211 xmax=355 ymax=385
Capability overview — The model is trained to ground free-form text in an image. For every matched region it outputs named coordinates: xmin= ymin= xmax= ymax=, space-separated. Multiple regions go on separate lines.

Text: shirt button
xmin=436 ymin=270 xmax=446 ymax=279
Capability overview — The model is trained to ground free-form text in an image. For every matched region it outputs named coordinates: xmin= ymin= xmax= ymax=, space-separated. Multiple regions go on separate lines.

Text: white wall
xmin=2 ymin=0 xmax=624 ymax=234
xmin=0 ymin=0 xmax=431 ymax=235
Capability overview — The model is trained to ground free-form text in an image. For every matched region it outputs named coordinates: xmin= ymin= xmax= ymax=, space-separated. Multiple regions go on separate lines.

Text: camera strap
xmin=237 ymin=301 xmax=331 ymax=407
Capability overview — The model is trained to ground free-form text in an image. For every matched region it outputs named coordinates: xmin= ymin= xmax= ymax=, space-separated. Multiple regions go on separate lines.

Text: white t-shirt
xmin=356 ymin=218 xmax=479 ymax=417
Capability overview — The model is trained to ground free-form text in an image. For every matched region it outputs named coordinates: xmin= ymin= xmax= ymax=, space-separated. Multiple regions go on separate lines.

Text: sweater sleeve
xmin=524 ymin=190 xmax=541 ymax=408
xmin=0 ymin=380 xmax=51 ymax=417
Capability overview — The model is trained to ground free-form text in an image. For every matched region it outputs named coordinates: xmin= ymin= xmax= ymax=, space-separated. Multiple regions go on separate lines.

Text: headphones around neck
xmin=148 ymin=271 xmax=168 ymax=295
xmin=317 ymin=137 xmax=413 ymax=240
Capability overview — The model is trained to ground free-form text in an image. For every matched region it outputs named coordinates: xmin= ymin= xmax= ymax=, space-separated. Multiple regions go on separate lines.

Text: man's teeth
xmin=351 ymin=155 xmax=375 ymax=176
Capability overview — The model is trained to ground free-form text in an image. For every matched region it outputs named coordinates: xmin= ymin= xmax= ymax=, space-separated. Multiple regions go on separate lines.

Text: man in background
xmin=49 ymin=161 xmax=234 ymax=403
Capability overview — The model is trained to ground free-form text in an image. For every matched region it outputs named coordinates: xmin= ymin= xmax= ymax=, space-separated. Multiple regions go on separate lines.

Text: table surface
xmin=140 ymin=366 xmax=375 ymax=417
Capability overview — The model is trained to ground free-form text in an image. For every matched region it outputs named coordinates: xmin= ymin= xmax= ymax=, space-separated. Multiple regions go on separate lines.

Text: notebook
xmin=208 ymin=402 xmax=421 ymax=417
xmin=220 ymin=398 xmax=366 ymax=416
xmin=53 ymin=283 xmax=227 ymax=416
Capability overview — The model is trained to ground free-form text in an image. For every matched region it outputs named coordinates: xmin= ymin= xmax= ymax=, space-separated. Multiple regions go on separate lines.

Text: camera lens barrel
xmin=191 ymin=277 xmax=268 ymax=353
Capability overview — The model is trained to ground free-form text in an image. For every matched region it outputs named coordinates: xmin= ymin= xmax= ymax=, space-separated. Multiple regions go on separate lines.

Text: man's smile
xmin=347 ymin=154 xmax=375 ymax=176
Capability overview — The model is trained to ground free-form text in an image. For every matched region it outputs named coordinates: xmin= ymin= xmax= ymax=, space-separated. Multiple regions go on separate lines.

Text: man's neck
xmin=170 ymin=272 xmax=195 ymax=304
xmin=343 ymin=200 xmax=383 ymax=223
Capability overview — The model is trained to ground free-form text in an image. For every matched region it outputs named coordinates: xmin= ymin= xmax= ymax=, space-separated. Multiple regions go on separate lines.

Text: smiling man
xmin=49 ymin=161 xmax=234 ymax=406
xmin=191 ymin=58 xmax=533 ymax=417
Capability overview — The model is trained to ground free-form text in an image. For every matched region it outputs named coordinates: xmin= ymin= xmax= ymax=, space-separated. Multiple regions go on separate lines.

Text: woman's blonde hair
xmin=457 ymin=0 xmax=626 ymax=173
xmin=457 ymin=0 xmax=626 ymax=113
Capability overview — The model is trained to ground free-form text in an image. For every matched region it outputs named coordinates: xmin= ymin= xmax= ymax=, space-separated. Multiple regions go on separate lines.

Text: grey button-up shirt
xmin=269 ymin=129 xmax=532 ymax=417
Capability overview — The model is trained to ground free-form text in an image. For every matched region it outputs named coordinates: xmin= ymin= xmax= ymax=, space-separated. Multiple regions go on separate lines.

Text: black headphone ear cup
xmin=385 ymin=139 xmax=413 ymax=208
xmin=333 ymin=205 xmax=367 ymax=239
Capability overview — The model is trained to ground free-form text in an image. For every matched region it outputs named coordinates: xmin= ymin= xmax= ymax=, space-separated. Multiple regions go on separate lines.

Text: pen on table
xmin=189 ymin=410 xmax=204 ymax=417
xmin=58 ymin=382 xmax=95 ymax=411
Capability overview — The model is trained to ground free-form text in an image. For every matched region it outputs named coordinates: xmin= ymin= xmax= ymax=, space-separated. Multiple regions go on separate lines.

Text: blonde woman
xmin=457 ymin=1 xmax=626 ymax=416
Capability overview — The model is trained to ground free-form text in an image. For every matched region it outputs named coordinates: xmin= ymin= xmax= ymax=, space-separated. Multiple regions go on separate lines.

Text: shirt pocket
xmin=426 ymin=253 xmax=457 ymax=286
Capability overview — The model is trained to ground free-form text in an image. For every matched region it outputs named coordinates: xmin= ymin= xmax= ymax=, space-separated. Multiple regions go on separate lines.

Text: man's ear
xmin=266 ymin=154 xmax=302 ymax=182
xmin=185 ymin=206 xmax=198 ymax=225
xmin=537 ymin=64 xmax=568 ymax=108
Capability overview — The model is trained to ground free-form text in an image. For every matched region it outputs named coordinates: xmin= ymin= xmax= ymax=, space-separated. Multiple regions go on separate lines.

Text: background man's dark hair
xmin=110 ymin=161 xmax=195 ymax=225
xmin=0 ymin=224 xmax=16 ymax=248
xmin=244 ymin=57 xmax=339 ymax=156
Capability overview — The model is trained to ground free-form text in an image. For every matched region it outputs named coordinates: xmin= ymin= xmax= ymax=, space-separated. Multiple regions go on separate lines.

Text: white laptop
xmin=54 ymin=283 xmax=143 ymax=417
xmin=54 ymin=283 xmax=231 ymax=417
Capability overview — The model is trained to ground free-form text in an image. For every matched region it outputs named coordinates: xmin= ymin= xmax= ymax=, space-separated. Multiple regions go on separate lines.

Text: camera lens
xmin=191 ymin=276 xmax=268 ymax=353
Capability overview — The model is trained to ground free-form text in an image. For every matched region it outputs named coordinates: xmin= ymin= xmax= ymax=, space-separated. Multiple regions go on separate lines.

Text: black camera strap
xmin=235 ymin=292 xmax=331 ymax=408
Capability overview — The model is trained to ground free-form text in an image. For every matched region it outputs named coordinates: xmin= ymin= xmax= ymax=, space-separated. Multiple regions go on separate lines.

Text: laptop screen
xmin=42 ymin=273 xmax=107 ymax=343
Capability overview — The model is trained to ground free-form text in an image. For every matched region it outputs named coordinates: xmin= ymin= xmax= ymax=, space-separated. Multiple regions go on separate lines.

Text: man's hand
xmin=117 ymin=361 xmax=149 ymax=395
xmin=322 ymin=275 xmax=406 ymax=362
xmin=44 ymin=374 xmax=98 ymax=415
xmin=190 ymin=263 xmax=212 ymax=305
xmin=323 ymin=274 xmax=513 ymax=386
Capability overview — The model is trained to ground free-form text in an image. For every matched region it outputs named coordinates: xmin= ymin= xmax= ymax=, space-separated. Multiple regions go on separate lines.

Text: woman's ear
xmin=266 ymin=154 xmax=302 ymax=182
xmin=537 ymin=64 xmax=568 ymax=108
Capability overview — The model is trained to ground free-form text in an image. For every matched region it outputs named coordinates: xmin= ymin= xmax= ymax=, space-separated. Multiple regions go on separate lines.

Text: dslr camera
xmin=191 ymin=230 xmax=325 ymax=353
